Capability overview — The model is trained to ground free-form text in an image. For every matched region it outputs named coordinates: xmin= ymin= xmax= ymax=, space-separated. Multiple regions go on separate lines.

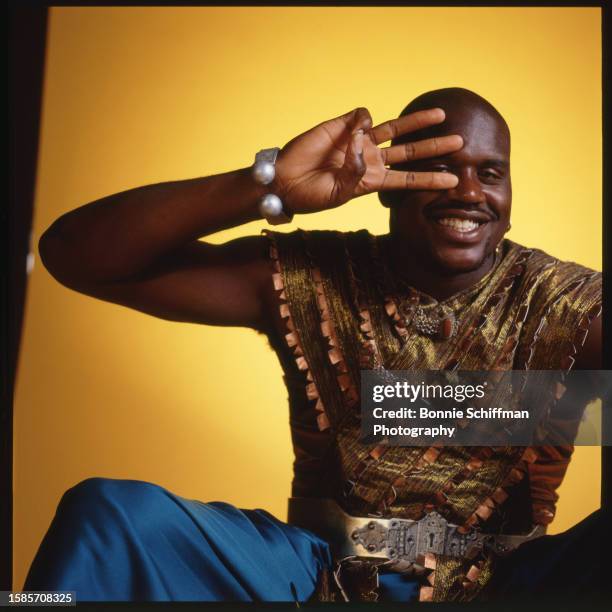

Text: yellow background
xmin=13 ymin=7 xmax=602 ymax=589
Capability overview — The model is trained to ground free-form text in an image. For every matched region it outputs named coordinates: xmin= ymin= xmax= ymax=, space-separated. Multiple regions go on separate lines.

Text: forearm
xmin=39 ymin=167 xmax=267 ymax=284
xmin=39 ymin=106 xmax=458 ymax=288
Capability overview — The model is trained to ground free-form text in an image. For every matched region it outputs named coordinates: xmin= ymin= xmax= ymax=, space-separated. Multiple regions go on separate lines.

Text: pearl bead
xmin=252 ymin=161 xmax=275 ymax=185
xmin=258 ymin=193 xmax=283 ymax=217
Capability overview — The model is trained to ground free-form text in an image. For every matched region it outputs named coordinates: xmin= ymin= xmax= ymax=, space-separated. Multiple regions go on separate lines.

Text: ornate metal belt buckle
xmin=350 ymin=511 xmax=483 ymax=562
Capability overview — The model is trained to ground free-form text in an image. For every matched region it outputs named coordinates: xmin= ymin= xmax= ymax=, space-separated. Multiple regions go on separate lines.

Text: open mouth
xmin=435 ymin=217 xmax=485 ymax=233
xmin=425 ymin=211 xmax=494 ymax=244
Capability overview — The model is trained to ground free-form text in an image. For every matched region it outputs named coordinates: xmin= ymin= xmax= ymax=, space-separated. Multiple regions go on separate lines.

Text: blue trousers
xmin=23 ymin=477 xmax=604 ymax=602
xmin=24 ymin=478 xmax=335 ymax=602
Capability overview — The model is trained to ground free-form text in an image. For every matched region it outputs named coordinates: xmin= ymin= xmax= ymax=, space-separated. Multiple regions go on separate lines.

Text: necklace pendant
xmin=412 ymin=305 xmax=456 ymax=340
xmin=413 ymin=309 xmax=436 ymax=336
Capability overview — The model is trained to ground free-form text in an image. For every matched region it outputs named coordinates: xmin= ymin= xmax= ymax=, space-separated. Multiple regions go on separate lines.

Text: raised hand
xmin=274 ymin=107 xmax=463 ymax=214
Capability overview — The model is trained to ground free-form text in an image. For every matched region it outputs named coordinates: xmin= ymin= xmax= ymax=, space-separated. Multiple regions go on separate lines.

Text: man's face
xmin=389 ymin=105 xmax=511 ymax=274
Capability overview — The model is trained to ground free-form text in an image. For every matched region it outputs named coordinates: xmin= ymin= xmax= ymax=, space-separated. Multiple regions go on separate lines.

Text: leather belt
xmin=287 ymin=497 xmax=545 ymax=563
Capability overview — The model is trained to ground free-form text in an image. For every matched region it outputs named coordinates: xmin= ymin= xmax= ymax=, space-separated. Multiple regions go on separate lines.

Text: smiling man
xmin=381 ymin=88 xmax=512 ymax=291
xmin=26 ymin=88 xmax=602 ymax=603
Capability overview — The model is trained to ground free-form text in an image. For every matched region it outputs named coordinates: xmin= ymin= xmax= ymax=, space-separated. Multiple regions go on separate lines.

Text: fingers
xmin=370 ymin=108 xmax=446 ymax=145
xmin=381 ymin=135 xmax=463 ymax=166
xmin=382 ymin=170 xmax=459 ymax=191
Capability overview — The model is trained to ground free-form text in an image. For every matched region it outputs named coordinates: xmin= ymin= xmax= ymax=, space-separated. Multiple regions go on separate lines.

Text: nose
xmin=446 ymin=168 xmax=485 ymax=204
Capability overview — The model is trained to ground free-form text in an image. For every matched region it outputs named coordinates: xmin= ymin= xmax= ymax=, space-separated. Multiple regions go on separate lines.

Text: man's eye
xmin=430 ymin=165 xmax=451 ymax=173
xmin=480 ymin=169 xmax=502 ymax=180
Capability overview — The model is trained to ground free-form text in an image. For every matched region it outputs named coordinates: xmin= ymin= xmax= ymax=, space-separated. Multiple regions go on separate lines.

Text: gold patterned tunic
xmin=264 ymin=228 xmax=601 ymax=602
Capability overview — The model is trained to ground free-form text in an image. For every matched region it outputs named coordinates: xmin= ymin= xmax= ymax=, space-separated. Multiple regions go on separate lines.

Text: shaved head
xmin=396 ymin=87 xmax=509 ymax=144
xmin=381 ymin=88 xmax=510 ymax=189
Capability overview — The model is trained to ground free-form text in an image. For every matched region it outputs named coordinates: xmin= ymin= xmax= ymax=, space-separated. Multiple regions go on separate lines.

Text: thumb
xmin=347 ymin=106 xmax=373 ymax=132
xmin=334 ymin=129 xmax=366 ymax=204
xmin=332 ymin=106 xmax=373 ymax=134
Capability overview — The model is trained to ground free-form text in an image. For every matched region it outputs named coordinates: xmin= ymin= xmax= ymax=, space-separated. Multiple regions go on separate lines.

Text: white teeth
xmin=437 ymin=217 xmax=479 ymax=232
